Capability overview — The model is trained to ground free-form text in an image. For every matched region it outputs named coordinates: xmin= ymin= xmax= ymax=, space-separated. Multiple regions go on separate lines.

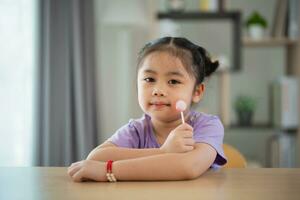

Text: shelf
xmin=226 ymin=124 xmax=298 ymax=132
xmin=157 ymin=11 xmax=242 ymax=71
xmin=243 ymin=37 xmax=298 ymax=47
xmin=157 ymin=11 xmax=240 ymax=20
xmin=227 ymin=123 xmax=273 ymax=129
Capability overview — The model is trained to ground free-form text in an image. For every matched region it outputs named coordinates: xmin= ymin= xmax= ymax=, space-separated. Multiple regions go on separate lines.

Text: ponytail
xmin=196 ymin=46 xmax=219 ymax=78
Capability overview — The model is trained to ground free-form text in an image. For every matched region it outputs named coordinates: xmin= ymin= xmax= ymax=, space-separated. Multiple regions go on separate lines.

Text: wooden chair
xmin=222 ymin=144 xmax=247 ymax=168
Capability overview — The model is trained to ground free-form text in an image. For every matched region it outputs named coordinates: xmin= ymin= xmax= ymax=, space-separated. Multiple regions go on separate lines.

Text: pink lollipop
xmin=176 ymin=100 xmax=187 ymax=124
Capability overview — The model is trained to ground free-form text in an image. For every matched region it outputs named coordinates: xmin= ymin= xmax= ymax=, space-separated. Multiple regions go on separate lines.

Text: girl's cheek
xmin=172 ymin=100 xmax=180 ymax=112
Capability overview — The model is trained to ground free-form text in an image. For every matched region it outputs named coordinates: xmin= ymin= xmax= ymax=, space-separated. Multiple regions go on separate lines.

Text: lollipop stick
xmin=181 ymin=112 xmax=185 ymax=124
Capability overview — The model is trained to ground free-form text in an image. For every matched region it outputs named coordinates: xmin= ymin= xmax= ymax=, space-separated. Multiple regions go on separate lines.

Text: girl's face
xmin=137 ymin=51 xmax=204 ymax=123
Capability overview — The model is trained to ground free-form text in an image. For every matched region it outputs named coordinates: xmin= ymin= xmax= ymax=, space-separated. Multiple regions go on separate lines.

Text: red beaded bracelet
xmin=107 ymin=160 xmax=113 ymax=173
xmin=106 ymin=160 xmax=116 ymax=182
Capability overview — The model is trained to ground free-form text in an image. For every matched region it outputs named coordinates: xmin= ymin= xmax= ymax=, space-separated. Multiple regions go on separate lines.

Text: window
xmin=0 ymin=0 xmax=37 ymax=166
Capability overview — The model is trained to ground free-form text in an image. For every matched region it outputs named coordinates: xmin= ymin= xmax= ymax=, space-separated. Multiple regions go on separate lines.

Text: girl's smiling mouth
xmin=149 ymin=101 xmax=171 ymax=109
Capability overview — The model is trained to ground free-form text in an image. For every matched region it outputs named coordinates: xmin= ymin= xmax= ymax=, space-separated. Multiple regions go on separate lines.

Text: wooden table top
xmin=0 ymin=167 xmax=300 ymax=200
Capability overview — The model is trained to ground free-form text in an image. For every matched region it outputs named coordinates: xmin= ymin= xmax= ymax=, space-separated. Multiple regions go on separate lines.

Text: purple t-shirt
xmin=108 ymin=110 xmax=227 ymax=168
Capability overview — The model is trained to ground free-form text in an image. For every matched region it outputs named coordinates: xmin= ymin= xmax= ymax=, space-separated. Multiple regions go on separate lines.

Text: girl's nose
xmin=152 ymin=88 xmax=166 ymax=97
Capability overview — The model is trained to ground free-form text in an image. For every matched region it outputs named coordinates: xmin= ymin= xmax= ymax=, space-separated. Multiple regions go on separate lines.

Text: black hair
xmin=137 ymin=37 xmax=219 ymax=85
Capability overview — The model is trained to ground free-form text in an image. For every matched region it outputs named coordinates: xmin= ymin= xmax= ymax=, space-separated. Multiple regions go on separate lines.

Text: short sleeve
xmin=108 ymin=121 xmax=140 ymax=148
xmin=192 ymin=115 xmax=227 ymax=167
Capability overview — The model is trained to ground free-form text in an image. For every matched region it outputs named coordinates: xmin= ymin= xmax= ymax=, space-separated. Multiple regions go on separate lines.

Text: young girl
xmin=68 ymin=37 xmax=227 ymax=182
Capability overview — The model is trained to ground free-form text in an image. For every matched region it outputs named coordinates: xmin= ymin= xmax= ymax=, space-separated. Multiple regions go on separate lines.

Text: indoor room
xmin=0 ymin=0 xmax=299 ymax=199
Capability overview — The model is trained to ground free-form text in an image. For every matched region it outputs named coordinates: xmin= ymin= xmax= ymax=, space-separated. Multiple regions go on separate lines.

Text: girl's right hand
xmin=68 ymin=160 xmax=107 ymax=182
xmin=160 ymin=123 xmax=195 ymax=153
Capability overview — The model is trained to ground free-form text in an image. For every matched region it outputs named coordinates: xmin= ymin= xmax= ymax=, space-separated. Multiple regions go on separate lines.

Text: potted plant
xmin=245 ymin=11 xmax=267 ymax=40
xmin=234 ymin=95 xmax=257 ymax=126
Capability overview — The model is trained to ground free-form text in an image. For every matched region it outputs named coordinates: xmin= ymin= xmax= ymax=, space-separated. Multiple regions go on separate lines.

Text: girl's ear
xmin=192 ymin=83 xmax=205 ymax=103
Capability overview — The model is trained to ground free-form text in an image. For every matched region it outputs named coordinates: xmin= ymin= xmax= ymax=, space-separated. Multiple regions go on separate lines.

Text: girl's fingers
xmin=182 ymin=131 xmax=193 ymax=138
xmin=67 ymin=167 xmax=76 ymax=177
xmin=177 ymin=123 xmax=193 ymax=131
xmin=73 ymin=169 xmax=84 ymax=182
xmin=184 ymin=138 xmax=195 ymax=146
xmin=68 ymin=164 xmax=82 ymax=177
xmin=70 ymin=161 xmax=79 ymax=166
xmin=68 ymin=161 xmax=81 ymax=172
xmin=183 ymin=145 xmax=194 ymax=152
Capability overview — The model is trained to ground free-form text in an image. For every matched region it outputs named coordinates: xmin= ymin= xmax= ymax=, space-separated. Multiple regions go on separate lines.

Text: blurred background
xmin=0 ymin=0 xmax=299 ymax=168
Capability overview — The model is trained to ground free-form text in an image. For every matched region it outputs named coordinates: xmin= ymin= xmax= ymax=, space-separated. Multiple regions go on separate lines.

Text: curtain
xmin=34 ymin=0 xmax=99 ymax=166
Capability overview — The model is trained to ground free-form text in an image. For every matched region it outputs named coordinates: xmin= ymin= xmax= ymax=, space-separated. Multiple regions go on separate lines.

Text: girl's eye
xmin=144 ymin=77 xmax=155 ymax=82
xmin=168 ymin=79 xmax=181 ymax=85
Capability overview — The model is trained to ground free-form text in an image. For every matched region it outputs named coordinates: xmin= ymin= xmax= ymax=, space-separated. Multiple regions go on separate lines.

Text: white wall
xmin=94 ymin=0 xmax=152 ymax=141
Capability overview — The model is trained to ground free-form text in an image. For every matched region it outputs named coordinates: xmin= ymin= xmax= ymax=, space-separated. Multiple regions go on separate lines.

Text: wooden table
xmin=0 ymin=167 xmax=299 ymax=200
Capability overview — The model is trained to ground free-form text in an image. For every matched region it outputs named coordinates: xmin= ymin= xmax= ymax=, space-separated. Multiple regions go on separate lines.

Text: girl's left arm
xmin=113 ymin=143 xmax=216 ymax=180
xmin=68 ymin=143 xmax=216 ymax=181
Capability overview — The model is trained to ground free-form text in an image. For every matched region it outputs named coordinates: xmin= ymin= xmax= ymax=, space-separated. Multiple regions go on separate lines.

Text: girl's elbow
xmin=183 ymin=162 xmax=209 ymax=180
xmin=184 ymin=169 xmax=204 ymax=180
